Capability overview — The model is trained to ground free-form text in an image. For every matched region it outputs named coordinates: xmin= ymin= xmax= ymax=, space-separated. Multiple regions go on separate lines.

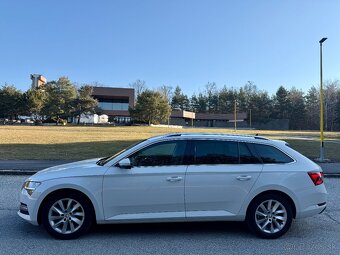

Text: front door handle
xmin=236 ymin=175 xmax=252 ymax=181
xmin=166 ymin=176 xmax=183 ymax=182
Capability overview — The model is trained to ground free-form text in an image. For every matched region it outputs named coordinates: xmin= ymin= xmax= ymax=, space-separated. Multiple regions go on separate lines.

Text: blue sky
xmin=0 ymin=0 xmax=339 ymax=96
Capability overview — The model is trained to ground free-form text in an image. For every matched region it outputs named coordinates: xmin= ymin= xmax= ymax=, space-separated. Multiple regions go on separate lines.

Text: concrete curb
xmin=323 ymin=174 xmax=340 ymax=178
xmin=1 ymin=169 xmax=340 ymax=178
xmin=0 ymin=170 xmax=38 ymax=175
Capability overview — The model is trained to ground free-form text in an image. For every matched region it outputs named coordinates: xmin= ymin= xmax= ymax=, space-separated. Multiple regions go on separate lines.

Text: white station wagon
xmin=18 ymin=133 xmax=327 ymax=239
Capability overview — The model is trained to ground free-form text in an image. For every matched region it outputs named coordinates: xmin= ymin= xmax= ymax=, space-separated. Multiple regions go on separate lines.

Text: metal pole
xmin=319 ymin=38 xmax=327 ymax=161
xmin=234 ymin=100 xmax=237 ymax=131
xmin=249 ymin=109 xmax=252 ymax=129
xmin=325 ymin=101 xmax=328 ymax=131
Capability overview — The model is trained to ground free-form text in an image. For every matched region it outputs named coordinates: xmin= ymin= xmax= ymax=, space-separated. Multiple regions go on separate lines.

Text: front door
xmin=103 ymin=140 xmax=188 ymax=221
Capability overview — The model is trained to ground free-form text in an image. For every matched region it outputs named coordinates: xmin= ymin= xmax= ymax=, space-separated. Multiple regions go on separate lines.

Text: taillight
xmin=308 ymin=172 xmax=324 ymax=186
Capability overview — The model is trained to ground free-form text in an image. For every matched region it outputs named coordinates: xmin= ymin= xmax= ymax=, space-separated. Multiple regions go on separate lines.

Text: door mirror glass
xmin=118 ymin=158 xmax=131 ymax=169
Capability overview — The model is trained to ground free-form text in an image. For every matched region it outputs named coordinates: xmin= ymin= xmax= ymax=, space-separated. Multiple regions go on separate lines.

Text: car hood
xmin=29 ymin=158 xmax=108 ymax=182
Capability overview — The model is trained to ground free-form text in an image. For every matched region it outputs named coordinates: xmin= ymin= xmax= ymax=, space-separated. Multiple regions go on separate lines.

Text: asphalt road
xmin=0 ymin=176 xmax=339 ymax=255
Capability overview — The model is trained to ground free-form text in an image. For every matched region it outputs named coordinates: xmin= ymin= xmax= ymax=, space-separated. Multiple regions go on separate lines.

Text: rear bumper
xmin=295 ymin=184 xmax=327 ymax=219
xmin=297 ymin=202 xmax=327 ymax=218
xmin=319 ymin=205 xmax=327 ymax=214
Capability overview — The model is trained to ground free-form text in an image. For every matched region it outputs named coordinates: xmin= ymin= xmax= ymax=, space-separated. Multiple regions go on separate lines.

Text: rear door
xmin=185 ymin=140 xmax=263 ymax=218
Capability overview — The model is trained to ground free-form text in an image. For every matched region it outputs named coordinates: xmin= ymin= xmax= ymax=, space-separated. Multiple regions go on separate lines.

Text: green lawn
xmin=0 ymin=125 xmax=339 ymax=161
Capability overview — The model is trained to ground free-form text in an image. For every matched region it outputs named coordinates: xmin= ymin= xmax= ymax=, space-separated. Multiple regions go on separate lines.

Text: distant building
xmin=73 ymin=113 xmax=109 ymax=124
xmin=169 ymin=110 xmax=247 ymax=127
xmin=194 ymin=112 xmax=247 ymax=127
xmin=30 ymin=74 xmax=46 ymax=90
xmin=92 ymin=87 xmax=135 ymax=124
xmin=170 ymin=110 xmax=196 ymax=126
xmin=26 ymin=78 xmax=247 ymax=127
xmin=91 ymin=86 xmax=247 ymax=126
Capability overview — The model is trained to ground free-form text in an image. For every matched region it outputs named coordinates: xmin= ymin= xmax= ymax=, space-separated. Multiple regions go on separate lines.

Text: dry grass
xmin=0 ymin=125 xmax=339 ymax=161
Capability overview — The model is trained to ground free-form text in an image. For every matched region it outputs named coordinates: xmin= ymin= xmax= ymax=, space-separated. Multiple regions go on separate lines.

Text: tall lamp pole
xmin=249 ymin=109 xmax=252 ymax=129
xmin=234 ymin=100 xmax=237 ymax=131
xmin=319 ymin=37 xmax=327 ymax=162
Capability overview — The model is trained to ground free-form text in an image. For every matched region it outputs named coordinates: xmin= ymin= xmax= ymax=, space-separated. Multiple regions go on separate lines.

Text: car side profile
xmin=18 ymin=133 xmax=327 ymax=239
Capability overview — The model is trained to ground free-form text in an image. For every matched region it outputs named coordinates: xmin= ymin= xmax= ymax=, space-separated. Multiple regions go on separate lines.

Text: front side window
xmin=129 ymin=140 xmax=187 ymax=167
xmin=253 ymin=144 xmax=294 ymax=163
xmin=194 ymin=140 xmax=238 ymax=164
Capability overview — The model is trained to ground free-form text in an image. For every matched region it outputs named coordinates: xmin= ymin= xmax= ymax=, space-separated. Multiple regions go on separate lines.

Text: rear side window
xmin=253 ymin=144 xmax=294 ymax=164
xmin=194 ymin=140 xmax=238 ymax=164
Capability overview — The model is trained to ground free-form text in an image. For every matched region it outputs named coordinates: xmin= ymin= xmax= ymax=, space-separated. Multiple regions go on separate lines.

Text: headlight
xmin=22 ymin=181 xmax=41 ymax=196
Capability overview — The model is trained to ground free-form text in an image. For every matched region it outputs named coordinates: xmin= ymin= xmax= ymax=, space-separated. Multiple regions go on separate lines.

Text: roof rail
xmin=164 ymin=133 xmax=183 ymax=137
xmin=254 ymin=136 xmax=268 ymax=140
xmin=164 ymin=132 xmax=269 ymax=140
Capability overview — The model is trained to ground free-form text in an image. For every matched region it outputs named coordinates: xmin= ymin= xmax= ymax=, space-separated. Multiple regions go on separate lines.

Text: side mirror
xmin=117 ymin=158 xmax=131 ymax=169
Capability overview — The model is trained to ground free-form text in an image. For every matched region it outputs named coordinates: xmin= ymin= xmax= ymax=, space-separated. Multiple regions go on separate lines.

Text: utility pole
xmin=234 ymin=100 xmax=237 ymax=131
xmin=319 ymin=37 xmax=327 ymax=162
xmin=325 ymin=101 xmax=328 ymax=131
xmin=249 ymin=109 xmax=252 ymax=129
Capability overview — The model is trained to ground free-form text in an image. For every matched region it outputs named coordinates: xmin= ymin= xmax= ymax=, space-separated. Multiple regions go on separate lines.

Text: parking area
xmin=0 ymin=175 xmax=339 ymax=255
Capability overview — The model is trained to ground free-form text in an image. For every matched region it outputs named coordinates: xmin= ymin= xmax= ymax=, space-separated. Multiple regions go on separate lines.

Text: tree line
xmin=1 ymin=77 xmax=340 ymax=130
xmin=130 ymin=79 xmax=340 ymax=130
xmin=0 ymin=77 xmax=98 ymax=124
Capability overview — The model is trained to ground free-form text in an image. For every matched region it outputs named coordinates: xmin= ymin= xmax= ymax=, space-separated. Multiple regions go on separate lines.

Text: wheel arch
xmin=246 ymin=190 xmax=297 ymax=219
xmin=37 ymin=188 xmax=97 ymax=225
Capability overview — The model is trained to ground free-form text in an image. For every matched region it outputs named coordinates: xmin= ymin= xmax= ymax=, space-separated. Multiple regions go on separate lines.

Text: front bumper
xmin=17 ymin=188 xmax=40 ymax=226
xmin=17 ymin=211 xmax=38 ymax=225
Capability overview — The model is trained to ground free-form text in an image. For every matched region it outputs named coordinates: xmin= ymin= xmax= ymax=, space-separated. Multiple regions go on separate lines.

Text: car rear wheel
xmin=246 ymin=194 xmax=293 ymax=239
xmin=41 ymin=192 xmax=94 ymax=239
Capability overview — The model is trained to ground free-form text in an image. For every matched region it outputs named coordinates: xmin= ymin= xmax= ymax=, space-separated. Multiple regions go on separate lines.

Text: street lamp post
xmin=319 ymin=37 xmax=327 ymax=162
xmin=249 ymin=109 xmax=252 ymax=129
xmin=234 ymin=100 xmax=237 ymax=131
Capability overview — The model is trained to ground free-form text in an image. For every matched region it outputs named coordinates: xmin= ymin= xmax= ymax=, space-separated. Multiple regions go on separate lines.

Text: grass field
xmin=1 ymin=125 xmax=340 ymax=162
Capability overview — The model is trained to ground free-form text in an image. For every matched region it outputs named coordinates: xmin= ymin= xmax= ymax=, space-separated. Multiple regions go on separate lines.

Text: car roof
xmin=149 ymin=132 xmax=270 ymax=143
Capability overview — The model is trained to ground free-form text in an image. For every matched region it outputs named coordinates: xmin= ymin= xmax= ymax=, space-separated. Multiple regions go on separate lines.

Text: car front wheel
xmin=41 ymin=192 xmax=94 ymax=239
xmin=246 ymin=194 xmax=293 ymax=239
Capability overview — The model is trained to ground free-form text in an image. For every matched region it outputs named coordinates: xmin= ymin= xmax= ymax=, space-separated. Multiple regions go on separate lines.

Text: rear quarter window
xmin=239 ymin=142 xmax=261 ymax=164
xmin=253 ymin=144 xmax=294 ymax=164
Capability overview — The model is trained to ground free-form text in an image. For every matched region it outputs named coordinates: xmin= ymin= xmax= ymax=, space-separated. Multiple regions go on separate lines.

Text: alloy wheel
xmin=48 ymin=198 xmax=85 ymax=234
xmin=255 ymin=199 xmax=287 ymax=234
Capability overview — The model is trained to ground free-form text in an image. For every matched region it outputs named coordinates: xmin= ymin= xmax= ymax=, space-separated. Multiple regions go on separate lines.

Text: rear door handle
xmin=166 ymin=176 xmax=183 ymax=182
xmin=236 ymin=175 xmax=252 ymax=181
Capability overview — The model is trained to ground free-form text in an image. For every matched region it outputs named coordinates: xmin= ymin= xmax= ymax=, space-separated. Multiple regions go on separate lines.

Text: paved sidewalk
xmin=317 ymin=163 xmax=340 ymax=175
xmin=0 ymin=160 xmax=74 ymax=170
xmin=0 ymin=159 xmax=339 ymax=176
xmin=0 ymin=160 xmax=74 ymax=175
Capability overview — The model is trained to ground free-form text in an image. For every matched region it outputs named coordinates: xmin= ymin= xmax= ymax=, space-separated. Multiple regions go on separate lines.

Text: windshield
xmin=96 ymin=139 xmax=146 ymax=166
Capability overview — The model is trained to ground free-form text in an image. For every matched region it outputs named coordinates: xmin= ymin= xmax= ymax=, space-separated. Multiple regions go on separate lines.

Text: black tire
xmin=246 ymin=193 xmax=293 ymax=239
xmin=41 ymin=191 xmax=94 ymax=239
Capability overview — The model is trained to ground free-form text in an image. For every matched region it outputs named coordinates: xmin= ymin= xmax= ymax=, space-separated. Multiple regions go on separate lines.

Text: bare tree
xmin=157 ymin=85 xmax=173 ymax=104
xmin=129 ymin=79 xmax=147 ymax=99
xmin=305 ymin=86 xmax=319 ymax=130
xmin=88 ymin=81 xmax=106 ymax=87
xmin=204 ymin=82 xmax=218 ymax=113
xmin=324 ymin=80 xmax=340 ymax=131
